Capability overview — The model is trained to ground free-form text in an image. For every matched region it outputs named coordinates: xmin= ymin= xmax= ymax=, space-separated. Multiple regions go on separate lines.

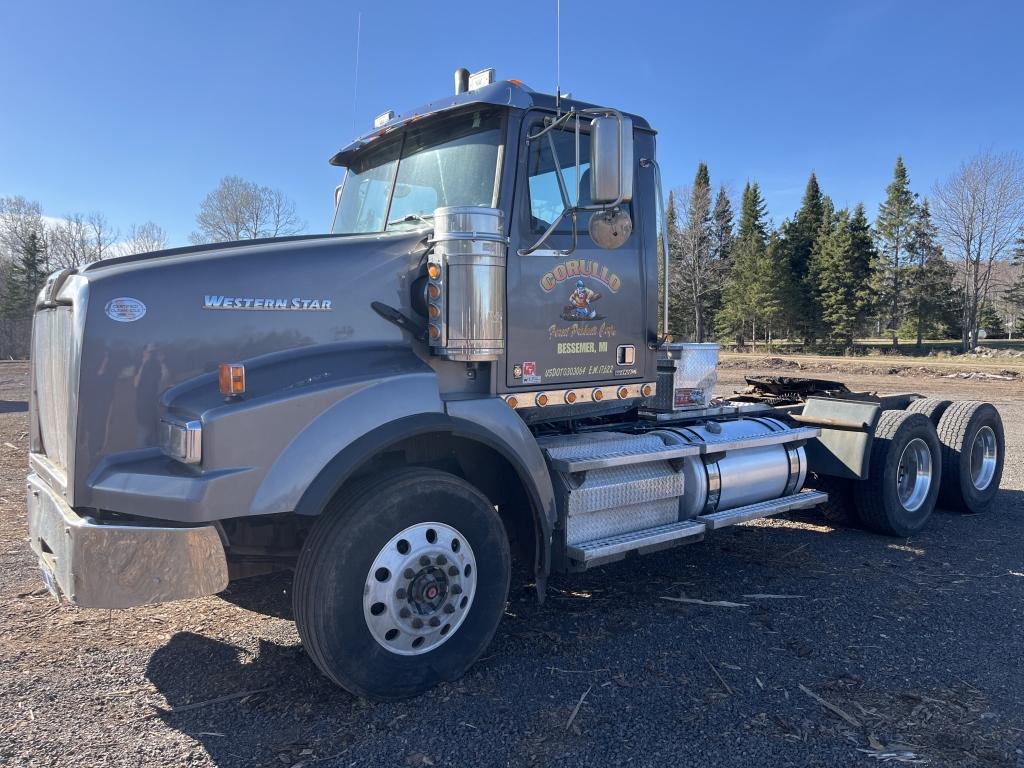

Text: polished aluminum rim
xmin=363 ymin=522 xmax=476 ymax=656
xmin=897 ymin=437 xmax=932 ymax=512
xmin=970 ymin=426 xmax=998 ymax=490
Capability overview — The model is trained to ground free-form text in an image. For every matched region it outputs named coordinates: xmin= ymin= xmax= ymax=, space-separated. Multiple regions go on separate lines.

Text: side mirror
xmin=590 ymin=115 xmax=634 ymax=205
xmin=334 ymin=183 xmax=344 ymax=208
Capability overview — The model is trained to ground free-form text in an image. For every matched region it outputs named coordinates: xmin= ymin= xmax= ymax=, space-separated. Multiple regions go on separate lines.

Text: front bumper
xmin=26 ymin=472 xmax=228 ymax=609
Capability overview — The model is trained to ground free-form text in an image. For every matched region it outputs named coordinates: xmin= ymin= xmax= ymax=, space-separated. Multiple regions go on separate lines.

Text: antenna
xmin=351 ymin=11 xmax=362 ymax=137
xmin=555 ymin=0 xmax=561 ymax=113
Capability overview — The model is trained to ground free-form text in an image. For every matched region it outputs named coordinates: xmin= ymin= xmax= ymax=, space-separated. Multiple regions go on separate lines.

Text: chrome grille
xmin=32 ymin=306 xmax=75 ymax=473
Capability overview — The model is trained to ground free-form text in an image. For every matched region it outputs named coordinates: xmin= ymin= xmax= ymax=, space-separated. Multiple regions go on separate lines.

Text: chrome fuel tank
xmin=653 ymin=417 xmax=808 ymax=518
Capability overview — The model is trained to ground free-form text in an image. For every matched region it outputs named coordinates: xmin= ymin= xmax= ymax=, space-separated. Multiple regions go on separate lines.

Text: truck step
xmin=696 ymin=490 xmax=828 ymax=530
xmin=695 ymin=425 xmax=820 ymax=455
xmin=548 ymin=443 xmax=700 ymax=474
xmin=566 ymin=519 xmax=706 ymax=566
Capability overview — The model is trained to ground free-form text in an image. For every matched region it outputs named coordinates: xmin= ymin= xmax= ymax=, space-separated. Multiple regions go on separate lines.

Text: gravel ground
xmin=0 ymin=360 xmax=1021 ymax=768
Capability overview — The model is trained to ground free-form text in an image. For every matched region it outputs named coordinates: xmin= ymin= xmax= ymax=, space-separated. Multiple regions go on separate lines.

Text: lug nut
xmin=412 ymin=618 xmax=423 ymax=629
xmin=403 ymin=568 xmax=415 ymax=579
xmin=451 ymin=584 xmax=463 ymax=595
xmin=399 ymin=607 xmax=411 ymax=619
xmin=436 ymin=555 xmax=447 ymax=565
xmin=429 ymin=617 xmax=440 ymax=627
xmin=444 ymin=604 xmax=455 ymax=614
xmin=419 ymin=556 xmax=431 ymax=566
xmin=448 ymin=566 xmax=458 ymax=577
xmin=395 ymin=588 xmax=407 ymax=600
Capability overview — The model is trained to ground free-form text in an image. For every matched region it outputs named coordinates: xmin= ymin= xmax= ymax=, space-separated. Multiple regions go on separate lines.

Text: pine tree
xmin=680 ymin=163 xmax=715 ymax=341
xmin=906 ymin=199 xmax=955 ymax=348
xmin=873 ymin=157 xmax=918 ymax=347
xmin=810 ymin=208 xmax=877 ymax=348
xmin=717 ymin=182 xmax=776 ymax=345
xmin=1 ymin=230 xmax=47 ymax=319
xmin=780 ymin=173 xmax=825 ymax=343
xmin=848 ymin=203 xmax=877 ymax=339
xmin=706 ymin=186 xmax=734 ymax=337
xmin=1005 ymin=233 xmax=1024 ymax=337
xmin=665 ymin=190 xmax=686 ymax=339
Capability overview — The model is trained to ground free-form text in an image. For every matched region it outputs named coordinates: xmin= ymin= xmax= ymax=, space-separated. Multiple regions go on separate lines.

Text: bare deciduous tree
xmin=932 ymin=150 xmax=1024 ymax=351
xmin=121 ymin=221 xmax=168 ymax=255
xmin=0 ymin=196 xmax=47 ymax=262
xmin=190 ymin=175 xmax=304 ymax=244
xmin=48 ymin=212 xmax=118 ymax=268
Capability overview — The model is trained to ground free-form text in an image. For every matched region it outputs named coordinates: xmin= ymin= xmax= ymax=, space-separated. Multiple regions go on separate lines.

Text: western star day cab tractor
xmin=26 ymin=69 xmax=1005 ymax=699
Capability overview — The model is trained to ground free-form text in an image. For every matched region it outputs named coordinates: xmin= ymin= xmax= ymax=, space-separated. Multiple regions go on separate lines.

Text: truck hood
xmin=70 ymin=229 xmax=430 ymax=486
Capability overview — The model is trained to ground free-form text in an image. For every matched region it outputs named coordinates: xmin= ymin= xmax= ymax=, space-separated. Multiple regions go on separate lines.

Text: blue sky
xmin=1 ymin=1 xmax=1021 ymax=246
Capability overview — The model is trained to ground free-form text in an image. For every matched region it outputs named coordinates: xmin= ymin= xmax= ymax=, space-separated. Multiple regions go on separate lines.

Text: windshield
xmin=332 ymin=108 xmax=504 ymax=234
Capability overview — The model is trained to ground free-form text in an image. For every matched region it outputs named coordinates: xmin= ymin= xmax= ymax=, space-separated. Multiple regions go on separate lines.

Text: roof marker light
xmin=374 ymin=110 xmax=395 ymax=129
xmin=467 ymin=68 xmax=495 ymax=91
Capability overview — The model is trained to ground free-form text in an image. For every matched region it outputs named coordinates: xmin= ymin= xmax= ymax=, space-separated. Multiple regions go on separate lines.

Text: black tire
xmin=854 ymin=411 xmax=941 ymax=537
xmin=905 ymin=397 xmax=952 ymax=425
xmin=806 ymin=473 xmax=857 ymax=526
xmin=293 ymin=467 xmax=511 ymax=700
xmin=935 ymin=401 xmax=1004 ymax=513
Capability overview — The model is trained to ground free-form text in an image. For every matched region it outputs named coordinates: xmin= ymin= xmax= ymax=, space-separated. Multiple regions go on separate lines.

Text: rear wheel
xmin=854 ymin=411 xmax=941 ymax=536
xmin=905 ymin=397 xmax=952 ymax=425
xmin=807 ymin=473 xmax=857 ymax=526
xmin=935 ymin=401 xmax=1004 ymax=513
xmin=293 ymin=468 xmax=511 ymax=700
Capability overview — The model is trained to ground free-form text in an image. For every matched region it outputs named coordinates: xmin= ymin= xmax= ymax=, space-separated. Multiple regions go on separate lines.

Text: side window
xmin=526 ymin=128 xmax=592 ymax=233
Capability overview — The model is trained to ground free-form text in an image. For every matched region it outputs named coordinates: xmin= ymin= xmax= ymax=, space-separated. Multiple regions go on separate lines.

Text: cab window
xmin=526 ymin=128 xmax=592 ymax=233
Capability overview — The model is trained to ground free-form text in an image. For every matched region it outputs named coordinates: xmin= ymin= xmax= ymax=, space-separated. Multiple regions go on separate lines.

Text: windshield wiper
xmin=386 ymin=213 xmax=434 ymax=229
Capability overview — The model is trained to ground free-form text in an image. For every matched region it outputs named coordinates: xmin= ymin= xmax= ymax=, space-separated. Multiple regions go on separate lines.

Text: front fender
xmin=250 ymin=373 xmax=443 ymax=516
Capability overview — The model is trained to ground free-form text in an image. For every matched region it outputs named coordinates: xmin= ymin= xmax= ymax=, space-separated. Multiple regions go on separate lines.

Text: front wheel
xmin=293 ymin=468 xmax=511 ymax=700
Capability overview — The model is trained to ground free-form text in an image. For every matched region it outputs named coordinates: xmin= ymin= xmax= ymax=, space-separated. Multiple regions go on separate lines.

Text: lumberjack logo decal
xmin=539 ymin=259 xmax=621 ymax=294
xmin=562 ymin=279 xmax=603 ymax=321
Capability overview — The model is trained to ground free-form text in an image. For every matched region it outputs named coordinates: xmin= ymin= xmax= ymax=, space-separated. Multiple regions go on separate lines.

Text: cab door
xmin=504 ymin=115 xmax=648 ymax=392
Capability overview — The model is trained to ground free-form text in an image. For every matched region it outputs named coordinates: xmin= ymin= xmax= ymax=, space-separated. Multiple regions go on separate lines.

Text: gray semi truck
xmin=25 ymin=69 xmax=1005 ymax=699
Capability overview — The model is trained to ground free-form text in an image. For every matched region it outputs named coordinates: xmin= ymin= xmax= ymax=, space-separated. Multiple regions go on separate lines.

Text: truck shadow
xmin=0 ymin=399 xmax=28 ymax=413
xmin=216 ymin=570 xmax=294 ymax=620
xmin=143 ymin=488 xmax=1024 ymax=766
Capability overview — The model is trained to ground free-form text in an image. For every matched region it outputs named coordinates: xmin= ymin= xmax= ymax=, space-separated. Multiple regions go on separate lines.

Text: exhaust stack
xmin=454 ymin=68 xmax=469 ymax=95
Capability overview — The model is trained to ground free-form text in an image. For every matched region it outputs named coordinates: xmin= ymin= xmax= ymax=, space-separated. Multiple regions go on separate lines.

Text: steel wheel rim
xmin=896 ymin=437 xmax=932 ymax=512
xmin=363 ymin=522 xmax=477 ymax=656
xmin=970 ymin=426 xmax=997 ymax=490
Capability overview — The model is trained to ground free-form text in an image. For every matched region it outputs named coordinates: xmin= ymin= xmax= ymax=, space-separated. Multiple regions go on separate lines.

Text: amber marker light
xmin=536 ymin=393 xmax=549 ymax=407
xmin=565 ymin=391 xmax=577 ymax=404
xmin=641 ymin=384 xmax=654 ymax=397
xmin=428 ymin=324 xmax=441 ymax=340
xmin=592 ymin=388 xmax=604 ymax=401
xmin=219 ymin=363 xmax=246 ymax=397
xmin=427 ymin=283 xmax=441 ymax=299
xmin=427 ymin=262 xmax=441 ymax=280
xmin=617 ymin=386 xmax=629 ymax=399
xmin=505 ymin=396 xmax=519 ymax=408
xmin=428 ymin=304 xmax=440 ymax=319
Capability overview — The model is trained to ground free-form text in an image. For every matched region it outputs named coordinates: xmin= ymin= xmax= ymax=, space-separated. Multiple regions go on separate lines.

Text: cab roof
xmin=329 ymin=79 xmax=652 ymax=167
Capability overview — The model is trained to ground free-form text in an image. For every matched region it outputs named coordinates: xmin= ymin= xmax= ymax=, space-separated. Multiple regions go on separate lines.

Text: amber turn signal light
xmin=427 ymin=262 xmax=441 ymax=280
xmin=219 ymin=363 xmax=246 ymax=397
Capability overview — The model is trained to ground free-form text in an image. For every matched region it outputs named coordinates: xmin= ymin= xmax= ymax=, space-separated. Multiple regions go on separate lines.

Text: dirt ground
xmin=0 ymin=360 xmax=1021 ymax=768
